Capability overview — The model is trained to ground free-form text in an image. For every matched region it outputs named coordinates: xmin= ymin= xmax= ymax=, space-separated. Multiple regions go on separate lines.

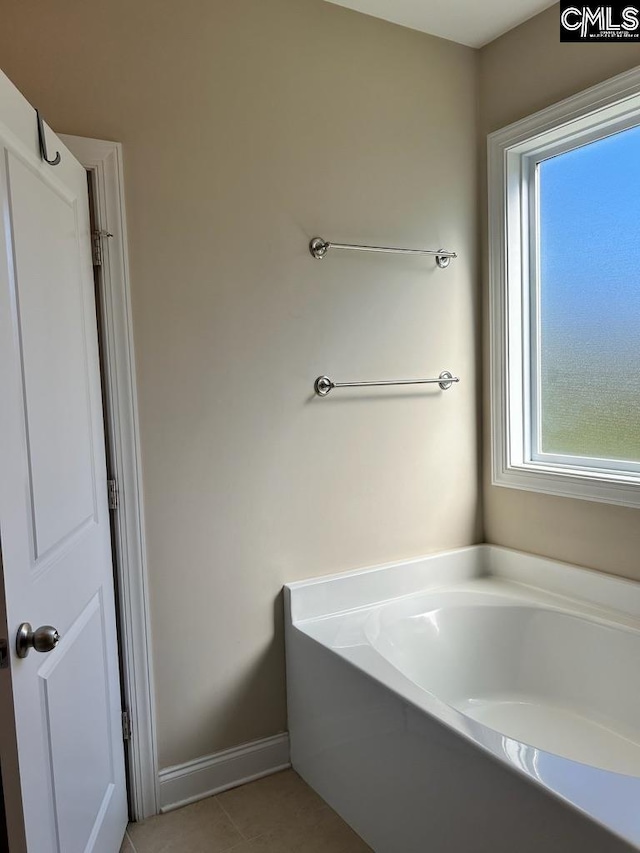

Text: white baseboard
xmin=157 ymin=733 xmax=291 ymax=813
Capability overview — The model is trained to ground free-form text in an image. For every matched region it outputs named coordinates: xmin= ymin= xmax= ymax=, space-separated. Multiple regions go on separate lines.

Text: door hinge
xmin=107 ymin=478 xmax=119 ymax=510
xmin=122 ymin=710 xmax=132 ymax=742
xmin=92 ymin=229 xmax=113 ymax=267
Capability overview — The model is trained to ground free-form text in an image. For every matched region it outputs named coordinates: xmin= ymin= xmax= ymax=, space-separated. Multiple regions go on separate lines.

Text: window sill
xmin=493 ymin=461 xmax=640 ymax=508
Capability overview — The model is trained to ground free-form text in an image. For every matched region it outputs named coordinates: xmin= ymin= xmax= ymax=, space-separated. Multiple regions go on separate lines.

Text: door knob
xmin=16 ymin=623 xmax=60 ymax=658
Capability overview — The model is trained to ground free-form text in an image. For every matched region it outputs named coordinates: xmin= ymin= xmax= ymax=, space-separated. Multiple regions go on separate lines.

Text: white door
xmin=0 ymin=70 xmax=128 ymax=852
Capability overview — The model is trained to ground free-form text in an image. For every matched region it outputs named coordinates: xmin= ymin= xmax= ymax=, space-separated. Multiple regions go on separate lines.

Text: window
xmin=489 ymin=68 xmax=640 ymax=507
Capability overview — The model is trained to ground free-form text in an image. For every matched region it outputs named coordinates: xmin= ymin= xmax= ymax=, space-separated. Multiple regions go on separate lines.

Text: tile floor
xmin=121 ymin=769 xmax=372 ymax=853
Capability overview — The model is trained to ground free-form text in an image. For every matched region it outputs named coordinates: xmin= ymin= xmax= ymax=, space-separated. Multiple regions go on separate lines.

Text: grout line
xmin=216 ymin=796 xmax=250 ymax=842
xmin=125 ymin=829 xmax=138 ymax=853
xmin=223 ymin=840 xmax=259 ymax=853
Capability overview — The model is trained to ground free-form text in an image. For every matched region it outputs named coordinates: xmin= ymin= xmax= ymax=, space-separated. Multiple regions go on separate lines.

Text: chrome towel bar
xmin=309 ymin=237 xmax=457 ymax=269
xmin=314 ymin=371 xmax=460 ymax=397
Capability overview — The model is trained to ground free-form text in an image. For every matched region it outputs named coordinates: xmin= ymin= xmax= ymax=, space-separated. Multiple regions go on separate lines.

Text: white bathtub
xmin=285 ymin=546 xmax=640 ymax=852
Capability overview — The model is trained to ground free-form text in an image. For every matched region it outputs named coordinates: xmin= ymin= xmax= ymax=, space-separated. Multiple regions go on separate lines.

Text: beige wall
xmin=479 ymin=6 xmax=640 ymax=580
xmin=0 ymin=0 xmax=480 ymax=767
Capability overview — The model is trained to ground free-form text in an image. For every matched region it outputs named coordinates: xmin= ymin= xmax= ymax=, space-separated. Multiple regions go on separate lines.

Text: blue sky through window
xmin=538 ymin=124 xmax=640 ymax=462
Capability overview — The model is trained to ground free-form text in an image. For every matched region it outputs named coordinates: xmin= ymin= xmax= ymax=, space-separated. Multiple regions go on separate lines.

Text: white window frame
xmin=489 ymin=65 xmax=640 ymax=508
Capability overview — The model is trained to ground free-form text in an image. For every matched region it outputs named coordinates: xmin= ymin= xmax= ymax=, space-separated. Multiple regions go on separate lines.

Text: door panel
xmin=0 ymin=69 xmax=128 ymax=853
xmin=40 ymin=595 xmax=114 ymax=853
xmin=8 ymin=151 xmax=96 ymax=562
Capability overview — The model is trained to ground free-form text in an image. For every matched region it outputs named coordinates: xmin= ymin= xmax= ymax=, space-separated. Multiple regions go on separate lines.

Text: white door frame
xmin=61 ymin=135 xmax=158 ymax=820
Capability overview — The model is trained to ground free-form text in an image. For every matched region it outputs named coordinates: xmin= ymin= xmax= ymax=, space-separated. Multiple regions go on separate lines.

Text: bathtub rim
xmin=285 ymin=543 xmax=640 ymax=625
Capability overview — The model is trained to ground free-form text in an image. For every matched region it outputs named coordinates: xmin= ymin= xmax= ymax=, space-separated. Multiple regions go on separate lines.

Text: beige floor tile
xmin=120 ymin=831 xmax=136 ymax=853
xmin=217 ymin=770 xmax=326 ymax=840
xmin=248 ymin=805 xmax=372 ymax=853
xmin=128 ymin=797 xmax=243 ymax=853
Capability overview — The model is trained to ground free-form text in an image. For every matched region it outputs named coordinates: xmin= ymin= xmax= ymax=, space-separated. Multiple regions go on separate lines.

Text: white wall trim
xmin=61 ymin=135 xmax=159 ymax=820
xmin=158 ymin=734 xmax=291 ymax=813
xmin=488 ymin=64 xmax=640 ymax=509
